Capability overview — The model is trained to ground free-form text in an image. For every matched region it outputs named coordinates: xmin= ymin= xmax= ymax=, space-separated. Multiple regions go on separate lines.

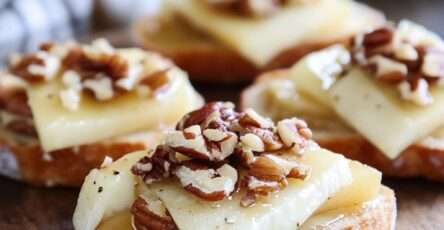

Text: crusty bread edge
xmin=0 ymin=131 xmax=163 ymax=187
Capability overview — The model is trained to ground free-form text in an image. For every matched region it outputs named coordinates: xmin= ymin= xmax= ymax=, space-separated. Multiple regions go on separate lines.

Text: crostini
xmin=0 ymin=39 xmax=203 ymax=186
xmin=133 ymin=0 xmax=386 ymax=83
xmin=242 ymin=20 xmax=444 ymax=181
xmin=73 ymin=102 xmax=396 ymax=230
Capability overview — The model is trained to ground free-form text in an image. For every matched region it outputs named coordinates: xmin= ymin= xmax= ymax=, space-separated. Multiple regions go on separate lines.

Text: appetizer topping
xmin=352 ymin=20 xmax=444 ymax=105
xmin=6 ymin=39 xmax=173 ymax=111
xmin=131 ymin=196 xmax=177 ymax=230
xmin=132 ymin=102 xmax=313 ymax=206
xmin=132 ymin=145 xmax=178 ymax=184
xmin=176 ymin=162 xmax=238 ymax=201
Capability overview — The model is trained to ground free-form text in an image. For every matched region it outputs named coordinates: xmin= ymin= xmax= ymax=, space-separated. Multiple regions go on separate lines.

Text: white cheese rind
xmin=28 ymin=68 xmax=203 ymax=152
xmin=330 ymin=68 xmax=444 ymax=159
xmin=170 ymin=0 xmax=349 ymax=67
xmin=151 ymin=149 xmax=352 ymax=230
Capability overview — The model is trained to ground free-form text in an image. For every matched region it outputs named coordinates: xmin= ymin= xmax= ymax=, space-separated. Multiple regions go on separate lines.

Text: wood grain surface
xmin=1 ymin=0 xmax=444 ymax=229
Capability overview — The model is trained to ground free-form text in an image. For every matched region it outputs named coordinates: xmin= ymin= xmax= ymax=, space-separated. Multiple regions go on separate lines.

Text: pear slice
xmin=73 ymin=150 xmax=147 ymax=230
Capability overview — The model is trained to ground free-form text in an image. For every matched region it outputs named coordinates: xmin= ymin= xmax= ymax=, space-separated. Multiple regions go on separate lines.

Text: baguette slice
xmin=241 ymin=70 xmax=444 ymax=182
xmin=0 ymin=127 xmax=162 ymax=187
xmin=133 ymin=2 xmax=385 ymax=83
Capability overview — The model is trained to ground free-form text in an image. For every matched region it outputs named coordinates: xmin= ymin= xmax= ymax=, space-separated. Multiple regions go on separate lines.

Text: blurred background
xmin=0 ymin=0 xmax=442 ymax=64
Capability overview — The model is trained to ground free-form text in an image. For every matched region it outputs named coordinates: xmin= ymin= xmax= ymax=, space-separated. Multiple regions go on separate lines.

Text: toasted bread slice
xmin=241 ymin=70 xmax=444 ymax=182
xmin=0 ymin=129 xmax=163 ymax=187
xmin=95 ymin=186 xmax=396 ymax=230
xmin=133 ymin=2 xmax=385 ymax=83
xmin=0 ymin=41 xmax=205 ymax=187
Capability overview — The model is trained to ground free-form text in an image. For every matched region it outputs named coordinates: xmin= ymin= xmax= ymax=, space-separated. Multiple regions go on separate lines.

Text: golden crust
xmin=241 ymin=70 xmax=444 ymax=182
xmin=0 ymin=134 xmax=156 ymax=187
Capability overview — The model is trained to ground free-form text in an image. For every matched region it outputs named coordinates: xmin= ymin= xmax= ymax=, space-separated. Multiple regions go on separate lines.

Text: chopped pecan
xmin=175 ymin=162 xmax=238 ymax=201
xmin=131 ymin=196 xmax=177 ymax=230
xmin=139 ymin=70 xmax=170 ymax=95
xmin=240 ymin=176 xmax=280 ymax=207
xmin=63 ymin=47 xmax=128 ymax=82
xmin=133 ymin=102 xmax=313 ymax=207
xmin=362 ymin=27 xmax=394 ymax=48
xmin=238 ymin=109 xmax=273 ymax=129
xmin=276 ymin=118 xmax=312 ymax=154
xmin=351 ymin=21 xmax=444 ymax=106
xmin=249 ymin=154 xmax=308 ymax=182
xmin=242 ymin=126 xmax=283 ymax=151
xmin=176 ymin=102 xmax=236 ymax=131
xmin=10 ymin=54 xmax=46 ymax=82
xmin=132 ymin=146 xmax=178 ymax=184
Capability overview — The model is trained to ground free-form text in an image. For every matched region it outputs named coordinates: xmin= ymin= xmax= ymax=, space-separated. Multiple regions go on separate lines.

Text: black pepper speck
xmin=98 ymin=186 xmax=103 ymax=193
xmin=113 ymin=170 xmax=120 ymax=175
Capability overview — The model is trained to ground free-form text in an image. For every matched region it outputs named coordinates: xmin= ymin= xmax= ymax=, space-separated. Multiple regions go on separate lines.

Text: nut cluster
xmin=352 ymin=21 xmax=444 ymax=105
xmin=8 ymin=39 xmax=172 ymax=111
xmin=132 ymin=102 xmax=313 ymax=207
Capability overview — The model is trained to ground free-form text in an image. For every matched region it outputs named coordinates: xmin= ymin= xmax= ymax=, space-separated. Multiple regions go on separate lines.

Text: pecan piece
xmin=131 ymin=196 xmax=177 ymax=230
xmin=363 ymin=27 xmax=394 ymax=48
xmin=175 ymin=162 xmax=238 ymax=201
xmin=276 ymin=118 xmax=312 ymax=154
xmin=132 ymin=145 xmax=178 ymax=184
